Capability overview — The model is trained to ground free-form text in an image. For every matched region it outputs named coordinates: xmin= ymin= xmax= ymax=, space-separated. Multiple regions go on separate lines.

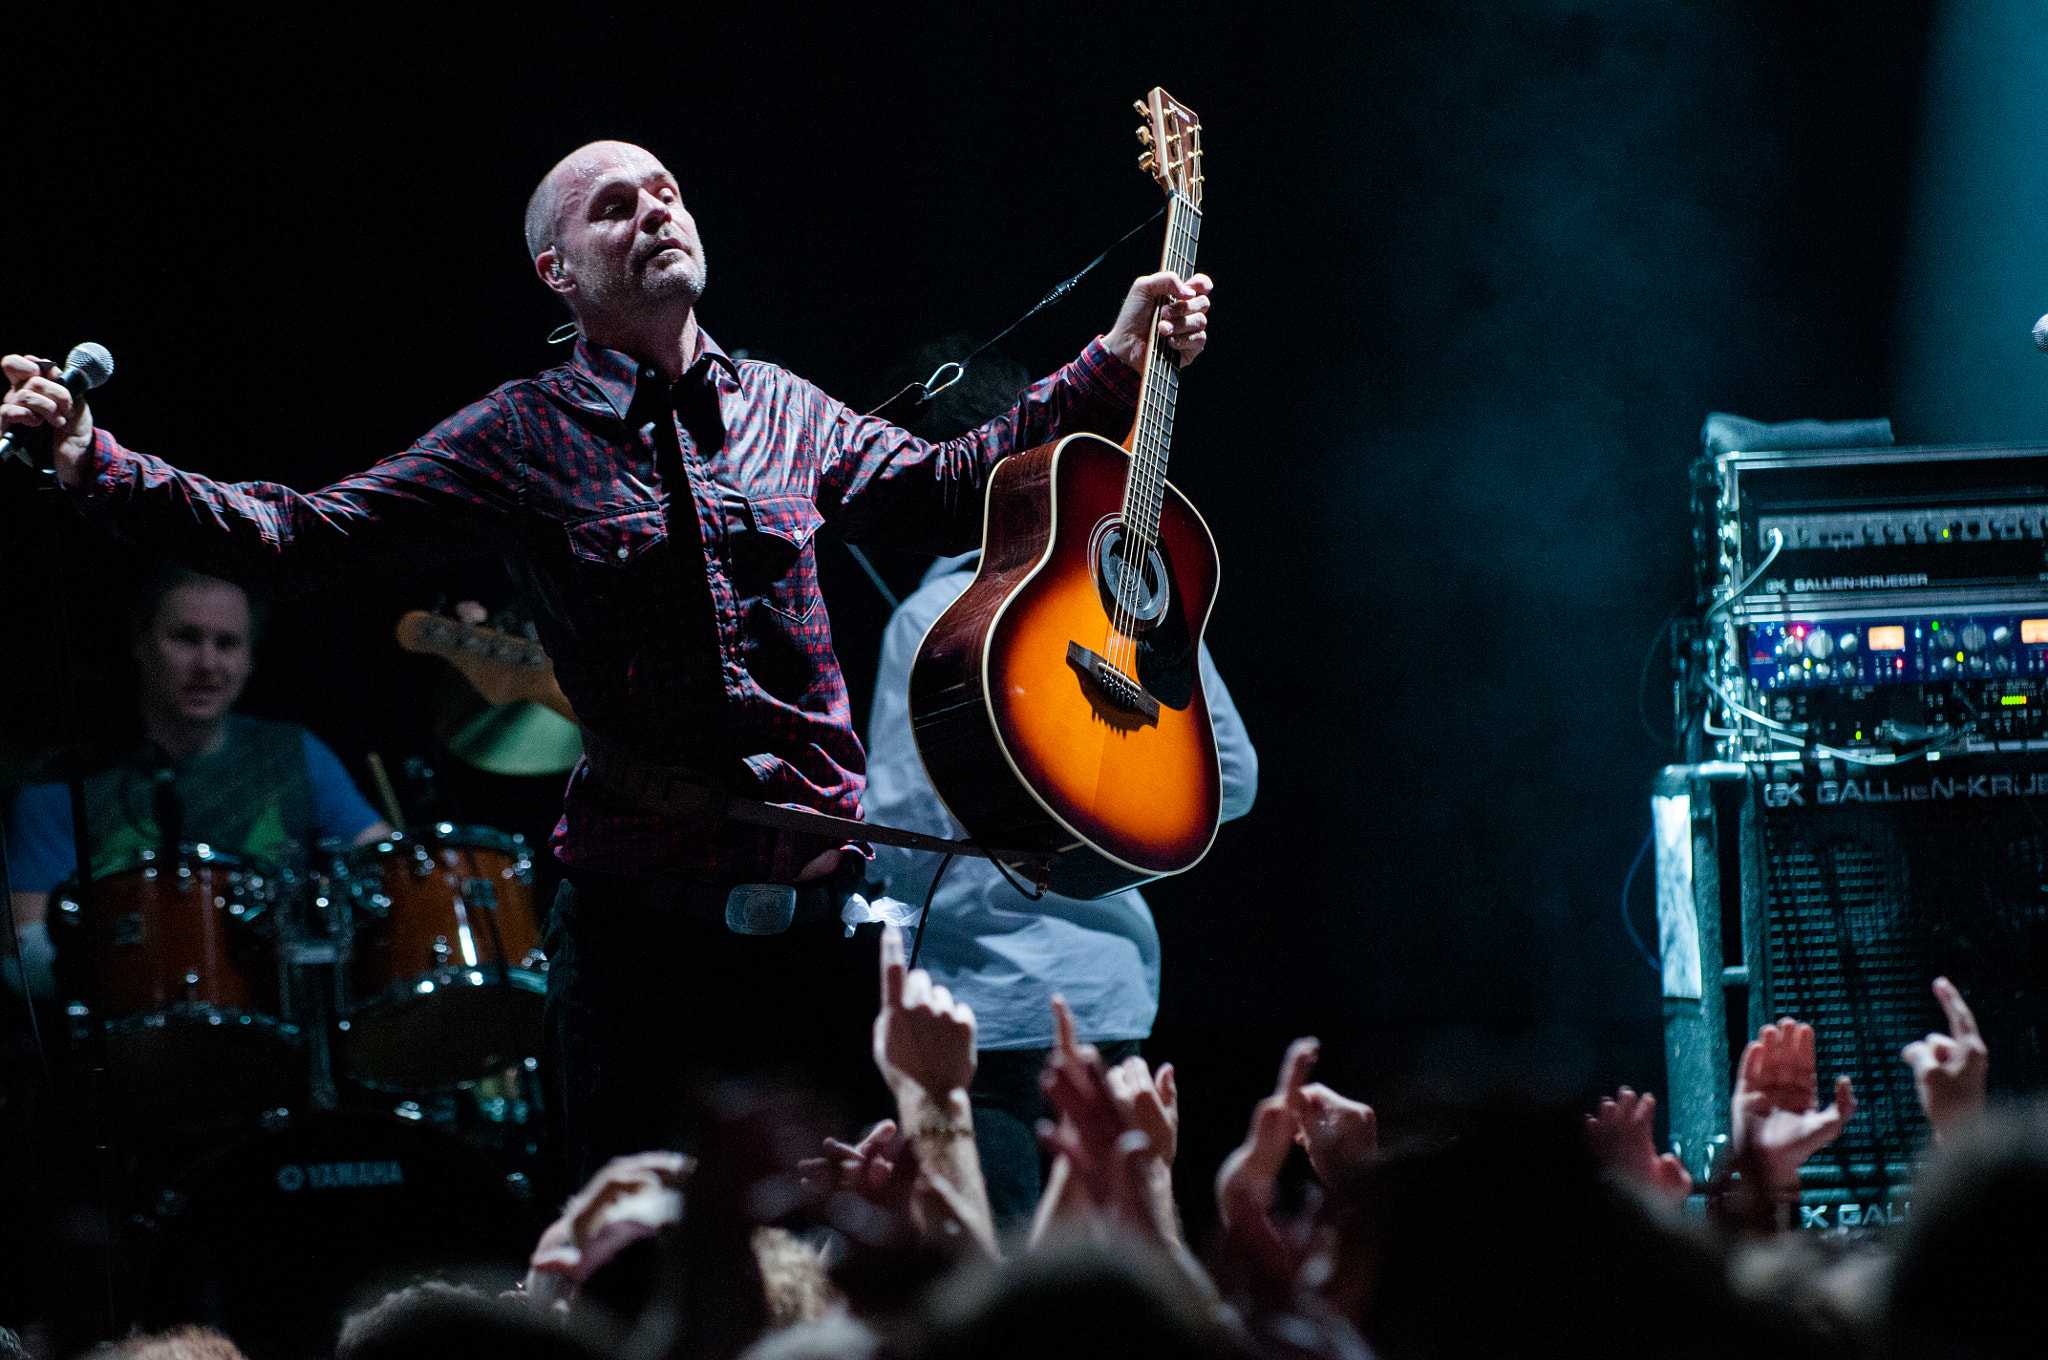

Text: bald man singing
xmin=2 ymin=140 xmax=1213 ymax=1179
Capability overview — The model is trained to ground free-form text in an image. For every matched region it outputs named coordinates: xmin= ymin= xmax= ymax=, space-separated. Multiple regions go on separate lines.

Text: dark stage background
xmin=0 ymin=1 xmax=1949 ymax=1236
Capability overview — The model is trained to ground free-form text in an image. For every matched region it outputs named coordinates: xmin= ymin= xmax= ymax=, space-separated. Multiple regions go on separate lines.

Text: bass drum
xmin=332 ymin=825 xmax=547 ymax=1091
xmin=135 ymin=1111 xmax=542 ymax=1360
xmin=50 ymin=846 xmax=302 ymax=1141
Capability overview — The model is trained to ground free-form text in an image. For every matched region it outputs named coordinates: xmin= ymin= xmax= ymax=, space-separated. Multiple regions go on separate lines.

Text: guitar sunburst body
xmin=909 ymin=88 xmax=1218 ymax=898
xmin=910 ymin=432 xmax=1221 ymax=898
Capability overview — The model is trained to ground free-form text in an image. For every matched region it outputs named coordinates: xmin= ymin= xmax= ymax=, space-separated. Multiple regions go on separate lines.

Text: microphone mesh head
xmin=2034 ymin=314 xmax=2048 ymax=354
xmin=65 ymin=342 xmax=114 ymax=389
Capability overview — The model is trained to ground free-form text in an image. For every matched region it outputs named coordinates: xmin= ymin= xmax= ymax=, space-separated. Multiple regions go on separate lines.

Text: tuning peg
xmin=1138 ymin=151 xmax=1157 ymax=172
xmin=1133 ymin=99 xmax=1150 ymax=117
xmin=1136 ymin=125 xmax=1154 ymax=147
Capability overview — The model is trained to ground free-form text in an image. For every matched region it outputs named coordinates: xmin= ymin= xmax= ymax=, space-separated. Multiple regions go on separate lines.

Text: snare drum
xmin=51 ymin=846 xmax=302 ymax=1133
xmin=334 ymin=824 xmax=547 ymax=1091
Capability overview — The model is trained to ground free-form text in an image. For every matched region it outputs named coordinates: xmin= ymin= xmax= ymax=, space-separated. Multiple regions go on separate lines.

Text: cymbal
xmin=441 ymin=700 xmax=582 ymax=776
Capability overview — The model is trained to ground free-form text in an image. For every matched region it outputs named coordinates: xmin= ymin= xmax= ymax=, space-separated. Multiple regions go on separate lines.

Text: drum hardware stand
xmin=279 ymin=863 xmax=348 ymax=1112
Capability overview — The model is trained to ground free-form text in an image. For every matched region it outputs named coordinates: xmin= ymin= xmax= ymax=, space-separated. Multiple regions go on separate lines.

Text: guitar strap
xmin=578 ymin=727 xmax=1046 ymax=873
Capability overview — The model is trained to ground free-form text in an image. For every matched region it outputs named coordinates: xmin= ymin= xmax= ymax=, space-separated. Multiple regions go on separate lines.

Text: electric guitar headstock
xmin=1135 ymin=88 xmax=1203 ymax=208
xmin=394 ymin=609 xmax=576 ymax=720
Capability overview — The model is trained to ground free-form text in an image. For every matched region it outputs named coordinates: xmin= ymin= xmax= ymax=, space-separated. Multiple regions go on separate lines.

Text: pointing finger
xmin=1934 ymin=977 xmax=1981 ymax=1041
xmin=1277 ymin=1037 xmax=1320 ymax=1105
xmin=879 ymin=924 xmax=905 ymax=1009
xmin=1051 ymin=993 xmax=1079 ymax=1058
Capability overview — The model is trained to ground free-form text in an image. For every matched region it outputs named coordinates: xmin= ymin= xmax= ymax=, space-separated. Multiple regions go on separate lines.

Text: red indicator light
xmin=1792 ymin=625 xmax=1807 ymax=638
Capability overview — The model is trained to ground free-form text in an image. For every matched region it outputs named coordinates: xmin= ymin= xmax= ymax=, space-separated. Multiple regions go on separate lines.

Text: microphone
xmin=2034 ymin=313 xmax=2048 ymax=353
xmin=0 ymin=342 xmax=115 ymax=468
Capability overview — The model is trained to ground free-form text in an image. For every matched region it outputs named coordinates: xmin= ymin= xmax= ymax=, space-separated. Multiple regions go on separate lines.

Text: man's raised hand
xmin=872 ymin=923 xmax=976 ymax=1098
xmin=1586 ymin=1087 xmax=1692 ymax=1207
xmin=1103 ymin=272 xmax=1212 ymax=372
xmin=1731 ymin=1017 xmax=1857 ymax=1194
xmin=1282 ymin=1042 xmax=1376 ymax=1189
xmin=1901 ymin=976 xmax=1989 ymax=1146
xmin=1215 ymin=1037 xmax=1317 ymax=1230
xmin=1 ymin=354 xmax=93 ymax=484
xmin=519 ymin=1149 xmax=694 ymax=1314
xmin=1105 ymin=1055 xmax=1179 ymax=1168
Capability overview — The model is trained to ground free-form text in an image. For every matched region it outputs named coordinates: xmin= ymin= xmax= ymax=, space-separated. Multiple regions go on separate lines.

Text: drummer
xmin=4 ymin=566 xmax=391 ymax=996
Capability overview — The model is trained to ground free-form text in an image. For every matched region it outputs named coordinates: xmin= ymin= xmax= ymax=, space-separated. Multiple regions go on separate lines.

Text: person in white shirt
xmin=862 ymin=550 xmax=1258 ymax=1233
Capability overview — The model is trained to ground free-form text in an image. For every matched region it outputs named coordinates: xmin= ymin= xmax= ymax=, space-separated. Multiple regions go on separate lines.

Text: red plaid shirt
xmin=69 ymin=331 xmax=1140 ymax=881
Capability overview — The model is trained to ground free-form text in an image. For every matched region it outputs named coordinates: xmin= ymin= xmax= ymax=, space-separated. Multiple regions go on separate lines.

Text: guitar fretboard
xmin=1118 ymin=190 xmax=1201 ymax=592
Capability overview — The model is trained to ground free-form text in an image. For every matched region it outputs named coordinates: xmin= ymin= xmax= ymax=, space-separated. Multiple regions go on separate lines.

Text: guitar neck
xmin=1124 ymin=190 xmax=1202 ymax=556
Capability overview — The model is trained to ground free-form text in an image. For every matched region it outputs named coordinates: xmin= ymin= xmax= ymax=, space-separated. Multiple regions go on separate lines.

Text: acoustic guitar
xmin=909 ymin=88 xmax=1220 ymax=899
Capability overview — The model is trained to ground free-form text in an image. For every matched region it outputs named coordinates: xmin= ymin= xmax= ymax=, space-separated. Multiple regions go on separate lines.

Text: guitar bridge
xmin=1067 ymin=642 xmax=1161 ymax=721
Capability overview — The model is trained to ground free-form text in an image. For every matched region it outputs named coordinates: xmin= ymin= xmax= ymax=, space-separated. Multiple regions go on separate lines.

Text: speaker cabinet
xmin=1655 ymin=757 xmax=2048 ymax=1225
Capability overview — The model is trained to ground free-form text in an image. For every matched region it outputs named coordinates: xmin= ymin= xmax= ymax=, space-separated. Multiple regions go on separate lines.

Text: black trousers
xmin=542 ymin=873 xmax=893 ymax=1187
xmin=969 ymin=1039 xmax=1141 ymax=1238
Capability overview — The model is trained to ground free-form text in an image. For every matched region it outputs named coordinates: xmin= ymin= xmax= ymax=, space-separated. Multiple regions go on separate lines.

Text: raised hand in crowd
xmin=1285 ymin=1046 xmax=1376 ymax=1191
xmin=1034 ymin=995 xmax=1180 ymax=1247
xmin=1107 ymin=1052 xmax=1180 ymax=1170
xmin=1216 ymin=1038 xmax=1318 ymax=1235
xmin=1586 ymin=1086 xmax=1692 ymax=1208
xmin=1731 ymin=1018 xmax=1856 ymax=1203
xmin=874 ymin=923 xmax=976 ymax=1098
xmin=515 ymin=1150 xmax=693 ymax=1316
xmin=1901 ymin=975 xmax=1989 ymax=1147
xmin=869 ymin=925 xmax=997 ymax=1255
xmin=797 ymin=1119 xmax=901 ymax=1205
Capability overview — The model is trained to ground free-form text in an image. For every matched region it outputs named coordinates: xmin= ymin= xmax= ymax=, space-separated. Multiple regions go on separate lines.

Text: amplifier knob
xmin=1968 ymin=656 xmax=1986 ymax=674
xmin=1838 ymin=631 xmax=1858 ymax=654
xmin=1962 ymin=624 xmax=1988 ymax=652
xmin=1996 ymin=655 xmax=2014 ymax=673
xmin=1806 ymin=630 xmax=1834 ymax=659
xmin=1779 ymin=633 xmax=1805 ymax=659
xmin=1994 ymin=625 xmax=2013 ymax=646
xmin=1813 ymin=661 xmax=1831 ymax=678
xmin=1942 ymin=655 xmax=1959 ymax=673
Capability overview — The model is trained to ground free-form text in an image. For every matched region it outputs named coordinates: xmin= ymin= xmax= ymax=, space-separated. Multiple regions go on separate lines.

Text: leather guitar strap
xmin=579 ymin=727 xmax=1041 ymax=868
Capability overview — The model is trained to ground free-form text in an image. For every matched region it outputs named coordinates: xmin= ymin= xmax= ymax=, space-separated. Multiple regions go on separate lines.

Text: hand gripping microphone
xmin=0 ymin=342 xmax=115 ymax=469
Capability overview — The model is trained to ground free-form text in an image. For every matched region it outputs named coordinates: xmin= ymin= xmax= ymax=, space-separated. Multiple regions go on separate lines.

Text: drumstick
xmin=365 ymin=752 xmax=407 ymax=835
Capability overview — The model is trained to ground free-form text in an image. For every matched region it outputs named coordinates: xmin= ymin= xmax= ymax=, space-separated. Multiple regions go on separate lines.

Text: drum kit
xmin=46 ymin=823 xmax=556 ymax=1351
xmin=53 ymin=823 xmax=548 ymax=1118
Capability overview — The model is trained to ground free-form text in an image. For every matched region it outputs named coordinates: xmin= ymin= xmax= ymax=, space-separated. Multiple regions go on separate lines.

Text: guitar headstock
xmin=1134 ymin=88 xmax=1202 ymax=208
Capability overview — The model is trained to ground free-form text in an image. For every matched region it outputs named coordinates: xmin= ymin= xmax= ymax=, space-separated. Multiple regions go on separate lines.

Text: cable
xmin=862 ymin=205 xmax=1166 ymax=420
xmin=906 ymin=852 xmax=953 ymax=973
xmin=1703 ymin=527 xmax=1784 ymax=627
xmin=1620 ymin=829 xmax=1660 ymax=974
xmin=1635 ymin=605 xmax=1686 ymax=746
xmin=984 ymin=847 xmax=1048 ymax=903
xmin=1703 ymin=671 xmax=1969 ymax=765
xmin=1702 ymin=674 xmax=1802 ymax=735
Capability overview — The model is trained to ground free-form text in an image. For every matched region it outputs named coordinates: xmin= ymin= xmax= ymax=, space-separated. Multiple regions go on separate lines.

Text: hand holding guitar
xmin=1103 ymin=271 xmax=1213 ymax=372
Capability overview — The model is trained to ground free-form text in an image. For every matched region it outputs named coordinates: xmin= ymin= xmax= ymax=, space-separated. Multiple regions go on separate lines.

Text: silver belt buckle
xmin=725 ymin=884 xmax=797 ymax=935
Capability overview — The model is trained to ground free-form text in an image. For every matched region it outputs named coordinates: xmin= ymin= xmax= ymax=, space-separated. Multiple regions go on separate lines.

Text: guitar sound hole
xmin=1091 ymin=521 xmax=1170 ymax=625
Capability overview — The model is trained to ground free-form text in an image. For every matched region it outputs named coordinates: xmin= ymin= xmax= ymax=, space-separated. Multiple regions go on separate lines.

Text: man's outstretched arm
xmin=2 ymin=353 xmax=521 ymax=594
